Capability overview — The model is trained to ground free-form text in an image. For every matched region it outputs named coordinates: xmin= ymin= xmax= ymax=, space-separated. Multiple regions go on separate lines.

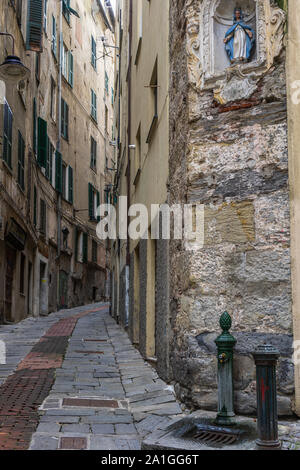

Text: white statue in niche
xmin=223 ymin=7 xmax=255 ymax=63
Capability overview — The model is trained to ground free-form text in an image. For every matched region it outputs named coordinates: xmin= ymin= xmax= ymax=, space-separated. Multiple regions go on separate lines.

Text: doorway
xmin=5 ymin=246 xmax=16 ymax=322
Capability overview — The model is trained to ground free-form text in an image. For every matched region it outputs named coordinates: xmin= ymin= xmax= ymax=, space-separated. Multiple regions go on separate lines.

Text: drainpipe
xmin=56 ymin=0 xmax=63 ymax=303
xmin=125 ymin=0 xmax=132 ymax=327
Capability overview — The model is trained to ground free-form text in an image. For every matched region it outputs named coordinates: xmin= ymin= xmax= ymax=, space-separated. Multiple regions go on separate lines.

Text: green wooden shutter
xmin=26 ymin=0 xmax=44 ymax=52
xmin=68 ymin=51 xmax=73 ymax=87
xmin=37 ymin=117 xmax=47 ymax=167
xmin=82 ymin=232 xmax=88 ymax=263
xmin=55 ymin=150 xmax=62 ymax=193
xmin=88 ymin=183 xmax=93 ymax=220
xmin=96 ymin=190 xmax=100 ymax=222
xmin=68 ymin=165 xmax=73 ymax=203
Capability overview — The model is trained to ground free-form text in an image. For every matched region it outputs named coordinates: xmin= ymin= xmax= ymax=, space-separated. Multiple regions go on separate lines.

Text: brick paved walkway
xmin=0 ymin=303 xmax=183 ymax=450
xmin=1 ymin=303 xmax=299 ymax=450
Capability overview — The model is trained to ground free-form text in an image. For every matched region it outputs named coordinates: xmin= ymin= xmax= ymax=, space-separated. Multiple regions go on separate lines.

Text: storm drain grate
xmin=60 ymin=437 xmax=87 ymax=450
xmin=193 ymin=430 xmax=238 ymax=445
xmin=83 ymin=339 xmax=107 ymax=342
xmin=63 ymin=398 xmax=119 ymax=408
xmin=75 ymin=350 xmax=104 ymax=354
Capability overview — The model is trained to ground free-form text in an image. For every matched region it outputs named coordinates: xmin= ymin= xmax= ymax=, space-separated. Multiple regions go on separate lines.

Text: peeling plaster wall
xmin=169 ymin=0 xmax=294 ymax=416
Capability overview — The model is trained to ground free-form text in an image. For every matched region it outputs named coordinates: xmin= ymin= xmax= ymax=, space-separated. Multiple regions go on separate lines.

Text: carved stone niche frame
xmin=187 ymin=0 xmax=286 ymax=103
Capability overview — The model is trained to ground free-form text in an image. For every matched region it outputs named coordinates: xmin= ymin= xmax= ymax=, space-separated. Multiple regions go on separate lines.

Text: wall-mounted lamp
xmin=0 ymin=33 xmax=30 ymax=83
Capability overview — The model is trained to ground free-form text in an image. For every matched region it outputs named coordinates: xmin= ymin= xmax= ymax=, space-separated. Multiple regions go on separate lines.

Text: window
xmin=26 ymin=0 xmax=43 ymax=52
xmin=35 ymin=53 xmax=40 ymax=82
xmin=33 ymin=186 xmax=37 ymax=226
xmin=18 ymin=130 xmax=25 ymax=190
xmin=3 ymin=101 xmax=13 ymax=168
xmin=62 ymin=162 xmax=67 ymax=199
xmin=63 ymin=0 xmax=70 ymax=23
xmin=105 ymin=72 xmax=109 ymax=95
xmin=91 ymin=35 xmax=97 ymax=69
xmin=62 ymin=43 xmax=68 ymax=79
xmin=90 ymin=137 xmax=97 ymax=170
xmin=146 ymin=60 xmax=158 ymax=144
xmin=92 ymin=240 xmax=97 ymax=263
xmin=76 ymin=231 xmax=88 ymax=263
xmin=105 ymin=105 xmax=108 ymax=133
xmin=16 ymin=0 xmax=22 ymax=27
xmin=44 ymin=0 xmax=48 ymax=32
xmin=46 ymin=140 xmax=54 ymax=182
xmin=61 ymin=44 xmax=73 ymax=86
xmin=20 ymin=253 xmax=25 ymax=294
xmin=88 ymin=183 xmax=100 ymax=221
xmin=52 ymin=15 xmax=57 ymax=57
xmin=91 ymin=89 xmax=97 ymax=121
xmin=40 ymin=199 xmax=46 ymax=235
xmin=50 ymin=77 xmax=56 ymax=120
xmin=134 ymin=124 xmax=141 ymax=185
xmin=55 ymin=151 xmax=62 ymax=193
xmin=33 ymin=97 xmax=37 ymax=154
xmin=111 ymin=87 xmax=114 ymax=106
xmin=37 ymin=117 xmax=47 ymax=168
xmin=61 ymin=98 xmax=69 ymax=140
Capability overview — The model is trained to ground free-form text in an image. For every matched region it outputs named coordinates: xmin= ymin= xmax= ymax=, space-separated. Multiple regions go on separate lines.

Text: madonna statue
xmin=223 ymin=7 xmax=255 ymax=63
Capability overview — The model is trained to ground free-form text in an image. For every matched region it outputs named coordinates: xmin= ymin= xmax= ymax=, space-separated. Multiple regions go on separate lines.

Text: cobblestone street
xmin=1 ymin=302 xmax=300 ymax=450
xmin=0 ymin=303 xmax=184 ymax=450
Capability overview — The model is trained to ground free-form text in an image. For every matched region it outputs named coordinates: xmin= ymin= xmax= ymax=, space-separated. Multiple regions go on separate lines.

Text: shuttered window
xmin=46 ymin=140 xmax=54 ymax=181
xmin=82 ymin=232 xmax=88 ymax=263
xmin=88 ymin=183 xmax=100 ymax=221
xmin=51 ymin=15 xmax=57 ymax=57
xmin=33 ymin=186 xmax=37 ymax=226
xmin=55 ymin=151 xmax=62 ymax=193
xmin=91 ymin=36 xmax=97 ymax=69
xmin=91 ymin=89 xmax=97 ymax=121
xmin=68 ymin=165 xmax=73 ymax=203
xmin=63 ymin=0 xmax=70 ymax=23
xmin=69 ymin=51 xmax=74 ymax=87
xmin=90 ymin=137 xmax=97 ymax=170
xmin=40 ymin=199 xmax=46 ymax=235
xmin=18 ymin=130 xmax=25 ymax=190
xmin=37 ymin=117 xmax=47 ymax=167
xmin=26 ymin=0 xmax=43 ymax=52
xmin=92 ymin=240 xmax=97 ymax=263
xmin=105 ymin=72 xmax=109 ymax=94
xmin=3 ymin=101 xmax=13 ymax=169
xmin=33 ymin=98 xmax=37 ymax=154
xmin=44 ymin=0 xmax=48 ymax=32
xmin=61 ymin=98 xmax=69 ymax=139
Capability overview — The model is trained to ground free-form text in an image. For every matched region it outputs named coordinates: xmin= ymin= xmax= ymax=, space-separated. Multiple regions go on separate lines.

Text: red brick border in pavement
xmin=0 ymin=305 xmax=109 ymax=450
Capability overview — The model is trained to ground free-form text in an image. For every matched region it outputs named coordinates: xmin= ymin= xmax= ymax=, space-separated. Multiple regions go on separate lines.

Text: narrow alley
xmin=0 ymin=303 xmax=183 ymax=450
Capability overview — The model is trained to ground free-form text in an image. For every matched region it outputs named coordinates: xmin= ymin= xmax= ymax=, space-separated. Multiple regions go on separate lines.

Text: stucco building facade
xmin=112 ymin=0 xmax=300 ymax=418
xmin=0 ymin=0 xmax=115 ymax=323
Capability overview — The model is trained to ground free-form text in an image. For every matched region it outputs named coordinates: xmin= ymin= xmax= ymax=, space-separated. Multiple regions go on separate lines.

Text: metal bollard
xmin=215 ymin=311 xmax=236 ymax=426
xmin=252 ymin=344 xmax=281 ymax=450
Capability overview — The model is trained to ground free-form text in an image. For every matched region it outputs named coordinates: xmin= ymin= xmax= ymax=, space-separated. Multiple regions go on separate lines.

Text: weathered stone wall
xmin=169 ymin=0 xmax=293 ymax=416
